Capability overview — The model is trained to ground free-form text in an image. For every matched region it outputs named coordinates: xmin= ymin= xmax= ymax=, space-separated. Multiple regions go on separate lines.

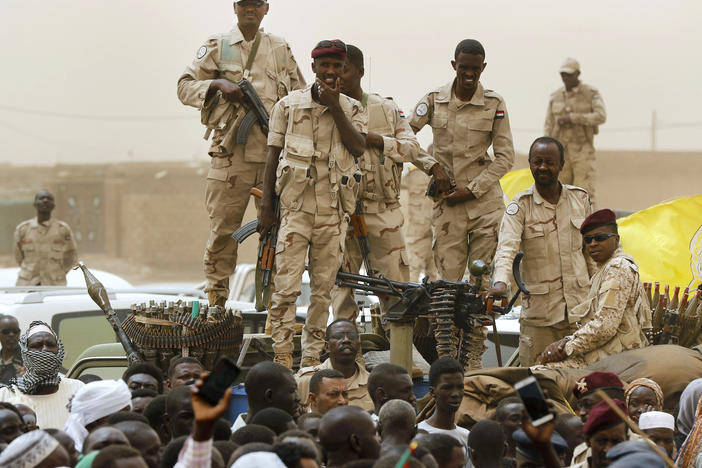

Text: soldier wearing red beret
xmin=571 ymin=400 xmax=628 ymax=468
xmin=539 ymin=209 xmax=651 ymax=369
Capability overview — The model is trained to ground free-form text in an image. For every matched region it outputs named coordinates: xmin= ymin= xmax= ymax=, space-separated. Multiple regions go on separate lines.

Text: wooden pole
xmin=594 ymin=390 xmax=677 ymax=468
xmin=388 ymin=322 xmax=414 ymax=376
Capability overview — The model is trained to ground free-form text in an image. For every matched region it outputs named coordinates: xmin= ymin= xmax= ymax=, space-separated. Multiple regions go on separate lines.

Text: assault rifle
xmin=235 ymin=79 xmax=270 ymax=145
xmin=335 ymin=252 xmax=529 ymax=366
xmin=350 ymin=198 xmax=375 ymax=276
xmin=232 ymin=188 xmax=279 ymax=311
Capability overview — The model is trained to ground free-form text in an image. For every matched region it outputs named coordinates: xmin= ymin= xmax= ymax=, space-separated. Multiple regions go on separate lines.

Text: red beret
xmin=311 ymin=39 xmax=347 ymax=59
xmin=583 ymin=399 xmax=627 ymax=436
xmin=573 ymin=371 xmax=624 ymax=398
xmin=580 ymin=209 xmax=617 ymax=234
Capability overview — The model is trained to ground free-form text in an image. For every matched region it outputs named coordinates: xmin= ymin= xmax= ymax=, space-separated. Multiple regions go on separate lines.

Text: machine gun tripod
xmin=335 ymin=252 xmax=529 ymax=371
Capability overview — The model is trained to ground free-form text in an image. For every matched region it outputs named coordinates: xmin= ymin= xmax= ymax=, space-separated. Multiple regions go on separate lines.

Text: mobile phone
xmin=198 ymin=357 xmax=241 ymax=406
xmin=514 ymin=376 xmax=554 ymax=427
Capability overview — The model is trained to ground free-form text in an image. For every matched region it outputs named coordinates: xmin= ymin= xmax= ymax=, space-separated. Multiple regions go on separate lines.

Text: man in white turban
xmin=639 ymin=411 xmax=676 ymax=459
xmin=63 ymin=379 xmax=132 ymax=451
xmin=0 ymin=321 xmax=84 ymax=429
xmin=0 ymin=430 xmax=70 ymax=468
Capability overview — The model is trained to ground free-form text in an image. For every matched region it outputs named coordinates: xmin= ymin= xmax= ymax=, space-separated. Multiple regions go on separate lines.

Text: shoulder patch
xmin=495 ymin=110 xmax=505 ymax=119
xmin=196 ymin=45 xmax=207 ymax=60
xmin=415 ymin=103 xmax=428 ymax=117
xmin=397 ymin=108 xmax=406 ymax=119
xmin=506 ymin=203 xmax=519 ymax=215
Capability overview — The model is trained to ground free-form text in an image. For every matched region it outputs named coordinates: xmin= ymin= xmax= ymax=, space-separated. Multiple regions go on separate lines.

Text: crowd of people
xmin=4 ymin=0 xmax=701 ymax=467
xmin=1 ymin=318 xmax=702 ymax=467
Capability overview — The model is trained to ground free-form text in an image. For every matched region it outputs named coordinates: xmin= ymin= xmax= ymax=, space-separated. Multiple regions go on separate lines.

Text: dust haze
xmin=0 ymin=0 xmax=701 ymax=165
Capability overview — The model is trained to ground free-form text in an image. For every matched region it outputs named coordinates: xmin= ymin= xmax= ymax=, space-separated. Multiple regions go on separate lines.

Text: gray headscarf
xmin=677 ymin=378 xmax=702 ymax=437
xmin=10 ymin=320 xmax=65 ymax=394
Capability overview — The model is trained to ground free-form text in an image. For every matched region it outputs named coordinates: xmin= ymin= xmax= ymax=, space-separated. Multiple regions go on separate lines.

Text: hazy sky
xmin=0 ymin=0 xmax=700 ymax=165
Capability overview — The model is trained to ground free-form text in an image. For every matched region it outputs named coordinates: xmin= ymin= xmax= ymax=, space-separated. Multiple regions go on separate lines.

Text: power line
xmin=0 ymin=104 xmax=192 ymax=122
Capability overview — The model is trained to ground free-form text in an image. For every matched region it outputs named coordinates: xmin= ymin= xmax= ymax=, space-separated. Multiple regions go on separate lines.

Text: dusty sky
xmin=0 ymin=0 xmax=700 ymax=165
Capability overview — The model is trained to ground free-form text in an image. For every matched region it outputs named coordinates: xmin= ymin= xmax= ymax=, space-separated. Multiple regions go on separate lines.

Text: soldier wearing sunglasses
xmin=539 ymin=208 xmax=650 ymax=367
xmin=0 ymin=316 xmax=24 ymax=385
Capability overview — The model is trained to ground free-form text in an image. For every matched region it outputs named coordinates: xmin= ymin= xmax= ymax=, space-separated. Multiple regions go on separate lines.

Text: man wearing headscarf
xmin=0 ymin=321 xmax=84 ymax=429
xmin=63 ymin=379 xmax=132 ymax=452
xmin=624 ymin=378 xmax=664 ymax=424
xmin=0 ymin=430 xmax=70 ymax=467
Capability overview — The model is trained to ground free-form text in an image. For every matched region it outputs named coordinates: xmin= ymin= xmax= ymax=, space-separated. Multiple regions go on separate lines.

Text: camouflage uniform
xmin=177 ymin=27 xmax=305 ymax=304
xmin=0 ymin=349 xmax=25 ymax=386
xmin=267 ymin=84 xmax=367 ymax=367
xmin=544 ymin=83 xmax=606 ymax=202
xmin=295 ymin=358 xmax=374 ymax=412
xmin=546 ymin=248 xmax=650 ymax=369
xmin=492 ymin=185 xmax=592 ymax=366
xmin=410 ymin=81 xmax=515 ymax=369
xmin=331 ymin=93 xmax=437 ymax=321
xmin=14 ymin=218 xmax=78 ymax=286
xmin=403 ymin=167 xmax=439 ymax=282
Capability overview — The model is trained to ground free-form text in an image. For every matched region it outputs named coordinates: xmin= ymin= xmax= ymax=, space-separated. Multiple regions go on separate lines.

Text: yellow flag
xmin=619 ymin=195 xmax=702 ymax=289
xmin=500 ymin=168 xmax=534 ymax=202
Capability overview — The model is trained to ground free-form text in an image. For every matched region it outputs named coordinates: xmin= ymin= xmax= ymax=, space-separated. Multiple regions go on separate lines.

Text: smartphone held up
xmin=515 ymin=376 xmax=554 ymax=427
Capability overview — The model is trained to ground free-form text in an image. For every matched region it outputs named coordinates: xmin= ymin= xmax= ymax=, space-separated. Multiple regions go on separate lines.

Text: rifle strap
xmin=243 ymin=31 xmax=262 ymax=80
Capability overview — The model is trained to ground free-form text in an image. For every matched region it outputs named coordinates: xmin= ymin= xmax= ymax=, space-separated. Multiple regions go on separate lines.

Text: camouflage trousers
xmin=432 ymin=202 xmax=503 ymax=369
xmin=519 ymin=320 xmax=577 ymax=367
xmin=203 ymin=154 xmax=264 ymax=300
xmin=403 ymin=169 xmax=439 ymax=282
xmin=331 ymin=206 xmax=410 ymax=322
xmin=268 ymin=209 xmax=346 ymax=364
xmin=559 ymin=142 xmax=596 ymax=203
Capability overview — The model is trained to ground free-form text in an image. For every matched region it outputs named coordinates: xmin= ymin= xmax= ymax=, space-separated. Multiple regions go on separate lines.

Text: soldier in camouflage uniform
xmin=258 ymin=40 xmax=368 ymax=369
xmin=403 ymin=158 xmax=440 ymax=283
xmin=331 ymin=45 xmax=449 ymax=321
xmin=177 ymin=0 xmax=305 ymax=306
xmin=539 ymin=209 xmax=650 ymax=369
xmin=409 ymin=39 xmax=514 ymax=369
xmin=544 ymin=58 xmax=606 ymax=203
xmin=14 ymin=190 xmax=78 ymax=286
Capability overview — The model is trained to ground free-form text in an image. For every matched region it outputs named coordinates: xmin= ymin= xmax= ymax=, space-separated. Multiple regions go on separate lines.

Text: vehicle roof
xmin=0 ymin=267 xmax=132 ymax=289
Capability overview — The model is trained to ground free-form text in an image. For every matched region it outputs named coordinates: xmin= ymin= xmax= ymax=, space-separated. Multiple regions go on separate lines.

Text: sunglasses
xmin=1 ymin=328 xmax=21 ymax=335
xmin=236 ymin=0 xmax=265 ymax=7
xmin=316 ymin=40 xmax=347 ymax=51
xmin=583 ymin=233 xmax=617 ymax=244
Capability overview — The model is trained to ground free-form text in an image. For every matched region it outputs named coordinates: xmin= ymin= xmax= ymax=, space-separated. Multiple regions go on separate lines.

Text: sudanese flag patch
xmin=495 ymin=110 xmax=505 ymax=119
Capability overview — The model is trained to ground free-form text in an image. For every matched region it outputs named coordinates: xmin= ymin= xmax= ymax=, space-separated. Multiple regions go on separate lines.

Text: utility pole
xmin=651 ymin=110 xmax=657 ymax=152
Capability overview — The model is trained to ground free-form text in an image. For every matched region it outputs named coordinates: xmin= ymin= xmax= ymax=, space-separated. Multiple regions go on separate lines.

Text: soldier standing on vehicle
xmin=544 ymin=58 xmax=606 ymax=203
xmin=409 ymin=39 xmax=515 ymax=369
xmin=258 ymin=40 xmax=367 ymax=368
xmin=331 ymin=44 xmax=450 ymax=320
xmin=14 ymin=190 xmax=78 ymax=286
xmin=487 ymin=137 xmax=592 ymax=366
xmin=177 ymin=0 xmax=305 ymax=307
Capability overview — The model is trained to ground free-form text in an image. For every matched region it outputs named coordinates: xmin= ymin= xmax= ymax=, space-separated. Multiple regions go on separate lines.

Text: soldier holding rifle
xmin=258 ymin=40 xmax=368 ymax=368
xmin=177 ymin=0 xmax=305 ymax=307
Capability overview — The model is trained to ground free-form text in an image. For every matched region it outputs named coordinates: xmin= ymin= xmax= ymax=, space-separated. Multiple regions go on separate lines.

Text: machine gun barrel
xmin=78 ymin=262 xmax=143 ymax=365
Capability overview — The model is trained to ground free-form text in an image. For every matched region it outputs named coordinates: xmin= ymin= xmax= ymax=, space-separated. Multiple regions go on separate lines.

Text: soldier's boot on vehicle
xmin=300 ymin=355 xmax=321 ymax=368
xmin=208 ymin=292 xmax=227 ymax=308
xmin=274 ymin=353 xmax=293 ymax=369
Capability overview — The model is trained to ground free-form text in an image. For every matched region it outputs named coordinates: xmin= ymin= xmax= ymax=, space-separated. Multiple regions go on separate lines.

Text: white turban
xmin=639 ymin=411 xmax=675 ymax=431
xmin=232 ymin=452 xmax=287 ymax=468
xmin=0 ymin=430 xmax=60 ymax=468
xmin=63 ymin=379 xmax=132 ymax=451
